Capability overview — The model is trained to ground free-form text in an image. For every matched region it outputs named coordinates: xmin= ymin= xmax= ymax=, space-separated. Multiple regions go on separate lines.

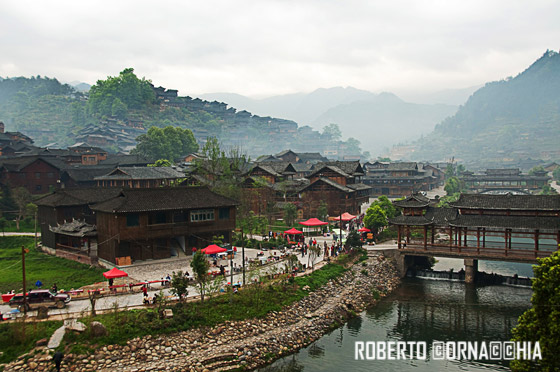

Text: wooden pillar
xmin=504 ymin=229 xmax=508 ymax=256
xmin=476 ymin=227 xmax=480 ymax=254
xmin=534 ymin=230 xmax=539 ymax=258
xmin=449 ymin=227 xmax=453 ymax=250
xmin=458 ymin=228 xmax=462 ymax=248
xmin=464 ymin=228 xmax=468 ymax=247
xmin=397 ymin=225 xmax=402 ymax=249
xmin=423 ymin=226 xmax=428 ymax=250
xmin=431 ymin=226 xmax=435 ymax=245
xmin=483 ymin=228 xmax=486 ymax=248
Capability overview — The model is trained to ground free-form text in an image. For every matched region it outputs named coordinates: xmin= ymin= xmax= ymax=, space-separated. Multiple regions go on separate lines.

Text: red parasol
xmin=103 ymin=267 xmax=129 ymax=279
xmin=284 ymin=228 xmax=303 ymax=234
xmin=201 ymin=244 xmax=227 ymax=254
xmin=358 ymin=227 xmax=371 ymax=232
xmin=299 ymin=218 xmax=329 ymax=226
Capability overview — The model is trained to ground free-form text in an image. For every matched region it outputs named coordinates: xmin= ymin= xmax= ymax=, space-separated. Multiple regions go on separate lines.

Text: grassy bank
xmin=0 ymin=236 xmax=106 ymax=294
xmin=0 ymin=320 xmax=63 ymax=364
xmin=0 ymin=248 xmax=360 ymax=365
xmin=62 ymin=261 xmax=349 ymax=353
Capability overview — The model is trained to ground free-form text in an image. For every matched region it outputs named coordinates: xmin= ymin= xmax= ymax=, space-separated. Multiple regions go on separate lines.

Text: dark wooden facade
xmin=0 ymin=157 xmax=65 ymax=194
xmin=38 ymin=187 xmax=237 ymax=265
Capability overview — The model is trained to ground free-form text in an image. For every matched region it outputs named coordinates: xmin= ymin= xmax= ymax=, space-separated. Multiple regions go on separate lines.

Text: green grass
xmin=0 ymin=236 xmax=106 ymax=293
xmin=0 ymin=218 xmax=36 ymax=233
xmin=0 ymin=320 xmax=62 ymax=364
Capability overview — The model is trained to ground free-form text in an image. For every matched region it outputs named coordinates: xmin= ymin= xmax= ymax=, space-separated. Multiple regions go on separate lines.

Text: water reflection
xmin=259 ymin=278 xmax=532 ymax=372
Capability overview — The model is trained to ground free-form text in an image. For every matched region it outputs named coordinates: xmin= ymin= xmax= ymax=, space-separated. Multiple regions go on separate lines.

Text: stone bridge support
xmin=464 ymin=258 xmax=478 ymax=284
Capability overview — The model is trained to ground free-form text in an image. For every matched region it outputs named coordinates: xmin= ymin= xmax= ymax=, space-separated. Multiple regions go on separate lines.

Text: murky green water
xmin=259 ymin=277 xmax=533 ymax=372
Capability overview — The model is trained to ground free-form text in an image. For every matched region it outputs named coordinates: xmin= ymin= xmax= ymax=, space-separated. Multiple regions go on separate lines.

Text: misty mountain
xmin=398 ymin=85 xmax=482 ymax=106
xmin=311 ymin=93 xmax=458 ymax=154
xmin=69 ymin=81 xmax=91 ymax=92
xmin=201 ymin=87 xmax=458 ymax=156
xmin=409 ymin=50 xmax=560 ymax=166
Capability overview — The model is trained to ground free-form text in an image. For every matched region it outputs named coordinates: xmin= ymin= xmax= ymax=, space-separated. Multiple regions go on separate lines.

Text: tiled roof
xmin=389 ymin=207 xmax=456 ymax=226
xmin=99 ymin=154 xmax=153 ymax=166
xmin=450 ymin=194 xmax=560 ymax=211
xmin=448 ymin=214 xmax=560 ymax=233
xmin=299 ymin=177 xmax=354 ymax=193
xmin=346 ymin=183 xmax=372 ymax=191
xmin=62 ymin=167 xmax=115 ymax=182
xmin=36 ymin=188 xmax=124 ymax=207
xmin=90 ymin=186 xmax=238 ymax=213
xmin=0 ymin=156 xmax=68 ymax=171
xmin=312 ymin=161 xmax=364 ymax=176
xmin=94 ymin=167 xmax=185 ymax=180
xmin=49 ymin=219 xmax=97 ymax=237
xmin=393 ymin=194 xmax=431 ymax=208
xmin=387 ymin=162 xmax=418 ymax=171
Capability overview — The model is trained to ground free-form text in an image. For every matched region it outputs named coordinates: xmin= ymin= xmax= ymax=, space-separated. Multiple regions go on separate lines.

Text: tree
xmin=190 ymin=250 xmax=210 ymax=302
xmin=511 ymin=251 xmax=560 ymax=371
xmin=363 ymin=205 xmax=387 ymax=238
xmin=308 ymin=245 xmax=321 ymax=271
xmin=87 ymin=68 xmax=155 ymax=117
xmin=344 ymin=137 xmax=362 ymax=154
xmin=553 ymin=167 xmax=560 ymax=182
xmin=0 ymin=217 xmax=6 ymax=236
xmin=444 ymin=176 xmax=463 ymax=195
xmin=170 ymin=271 xmax=189 ymax=303
xmin=539 ymin=184 xmax=558 ymax=195
xmin=372 ymin=196 xmax=398 ymax=219
xmin=322 ymin=123 xmax=342 ymax=141
xmin=317 ymin=201 xmax=328 ymax=223
xmin=345 ymin=230 xmax=362 ymax=249
xmin=193 ymin=137 xmax=249 ymax=200
xmin=528 ymin=165 xmax=546 ymax=175
xmin=132 ymin=125 xmax=198 ymax=161
xmin=445 ymin=163 xmax=455 ymax=178
xmin=283 ymin=204 xmax=297 ymax=227
xmin=148 ymin=159 xmax=172 ymax=167
xmin=12 ymin=187 xmax=31 ymax=230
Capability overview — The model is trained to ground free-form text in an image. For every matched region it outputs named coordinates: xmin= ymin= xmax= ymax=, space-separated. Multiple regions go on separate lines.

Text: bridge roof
xmin=393 ymin=193 xmax=431 ymax=208
xmin=448 ymin=214 xmax=560 ymax=232
xmin=389 ymin=207 xmax=456 ymax=226
xmin=450 ymin=194 xmax=560 ymax=211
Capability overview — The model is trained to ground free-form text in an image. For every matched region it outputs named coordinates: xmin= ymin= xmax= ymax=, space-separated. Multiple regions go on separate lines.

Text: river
xmin=259 ymin=260 xmax=534 ymax=371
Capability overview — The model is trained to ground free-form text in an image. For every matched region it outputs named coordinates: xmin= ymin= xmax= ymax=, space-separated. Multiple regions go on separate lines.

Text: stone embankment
xmin=2 ymin=255 xmax=399 ymax=372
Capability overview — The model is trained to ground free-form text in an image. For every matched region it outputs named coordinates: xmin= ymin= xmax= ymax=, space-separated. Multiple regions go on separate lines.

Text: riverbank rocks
xmin=1 ymin=257 xmax=400 ymax=372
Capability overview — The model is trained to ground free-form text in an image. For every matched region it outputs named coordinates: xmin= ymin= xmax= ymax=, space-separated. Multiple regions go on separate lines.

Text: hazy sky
xmin=1 ymin=0 xmax=559 ymax=98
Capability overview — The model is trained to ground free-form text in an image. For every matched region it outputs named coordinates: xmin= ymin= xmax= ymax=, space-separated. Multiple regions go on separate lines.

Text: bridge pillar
xmin=464 ymin=259 xmax=478 ymax=284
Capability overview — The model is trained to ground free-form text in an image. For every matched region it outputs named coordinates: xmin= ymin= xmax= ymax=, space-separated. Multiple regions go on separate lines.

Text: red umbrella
xmin=284 ymin=228 xmax=303 ymax=234
xmin=358 ymin=227 xmax=371 ymax=232
xmin=103 ymin=267 xmax=129 ymax=279
xmin=201 ymin=244 xmax=227 ymax=254
xmin=299 ymin=218 xmax=328 ymax=226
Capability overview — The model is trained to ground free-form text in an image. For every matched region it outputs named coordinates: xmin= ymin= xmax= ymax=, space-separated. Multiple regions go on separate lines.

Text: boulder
xmin=36 ymin=306 xmax=48 ymax=319
xmin=65 ymin=319 xmax=86 ymax=332
xmin=90 ymin=321 xmax=107 ymax=337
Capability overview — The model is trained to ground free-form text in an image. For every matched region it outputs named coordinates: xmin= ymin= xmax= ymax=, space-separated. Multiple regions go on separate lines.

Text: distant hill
xmin=409 ymin=50 xmax=560 ymax=167
xmin=69 ymin=81 xmax=91 ymax=92
xmin=201 ymin=87 xmax=458 ymax=156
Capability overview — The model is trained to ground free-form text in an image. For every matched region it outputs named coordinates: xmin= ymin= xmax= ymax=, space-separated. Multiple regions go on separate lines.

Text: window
xmin=35 ymin=185 xmax=42 ymax=191
xmin=173 ymin=211 xmax=188 ymax=223
xmin=35 ymin=172 xmax=41 ymax=179
xmin=219 ymin=208 xmax=230 ymax=220
xmin=126 ymin=214 xmax=140 ymax=227
xmin=47 ymin=172 xmax=54 ymax=179
xmin=190 ymin=209 xmax=214 ymax=222
xmin=148 ymin=212 xmax=167 ymax=225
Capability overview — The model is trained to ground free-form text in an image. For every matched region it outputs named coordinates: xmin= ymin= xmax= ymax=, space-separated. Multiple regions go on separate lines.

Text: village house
xmin=37 ymin=186 xmax=237 ymax=265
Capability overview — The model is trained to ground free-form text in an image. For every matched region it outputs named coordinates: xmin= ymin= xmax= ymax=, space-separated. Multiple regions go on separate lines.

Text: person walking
xmin=53 ymin=351 xmax=64 ymax=371
xmin=142 ymin=285 xmax=148 ymax=297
